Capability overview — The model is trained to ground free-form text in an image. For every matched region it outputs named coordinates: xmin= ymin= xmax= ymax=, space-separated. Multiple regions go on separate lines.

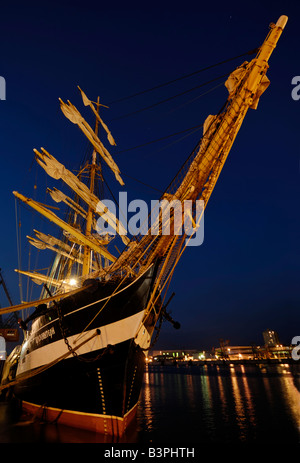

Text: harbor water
xmin=0 ymin=362 xmax=299 ymax=443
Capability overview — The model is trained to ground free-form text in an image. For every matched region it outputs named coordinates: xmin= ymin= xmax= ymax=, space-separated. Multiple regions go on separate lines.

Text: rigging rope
xmin=110 ymin=73 xmax=229 ymax=121
xmin=108 ymin=48 xmax=258 ymax=104
xmin=115 ymin=123 xmax=204 ymax=155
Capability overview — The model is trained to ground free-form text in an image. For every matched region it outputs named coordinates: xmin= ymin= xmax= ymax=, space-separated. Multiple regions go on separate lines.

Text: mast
xmin=82 ymin=97 xmax=100 ymax=276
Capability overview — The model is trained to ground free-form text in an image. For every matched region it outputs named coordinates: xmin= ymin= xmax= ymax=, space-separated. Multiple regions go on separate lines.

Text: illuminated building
xmin=151 ymin=349 xmax=211 ymax=362
xmin=263 ymin=329 xmax=280 ymax=347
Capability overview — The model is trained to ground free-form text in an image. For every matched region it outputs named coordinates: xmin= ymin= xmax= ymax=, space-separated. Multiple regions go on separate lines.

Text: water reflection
xmin=230 ymin=366 xmax=247 ymax=439
xmin=216 ymin=369 xmax=227 ymax=418
xmin=141 ymin=365 xmax=154 ymax=432
xmin=138 ymin=363 xmax=300 ymax=443
xmin=278 ymin=365 xmax=300 ymax=438
xmin=1 ymin=363 xmax=300 ymax=442
xmin=240 ymin=367 xmax=256 ymax=429
xmin=229 ymin=365 xmax=256 ymax=440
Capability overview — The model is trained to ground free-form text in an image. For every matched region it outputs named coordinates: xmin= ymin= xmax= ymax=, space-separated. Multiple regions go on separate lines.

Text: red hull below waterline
xmin=22 ymin=400 xmax=138 ymax=437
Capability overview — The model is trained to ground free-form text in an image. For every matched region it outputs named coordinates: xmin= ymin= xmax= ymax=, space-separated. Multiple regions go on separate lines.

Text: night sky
xmin=0 ymin=0 xmax=299 ymax=351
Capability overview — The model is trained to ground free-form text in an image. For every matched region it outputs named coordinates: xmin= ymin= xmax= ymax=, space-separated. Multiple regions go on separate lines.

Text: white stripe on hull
xmin=17 ymin=309 xmax=150 ymax=376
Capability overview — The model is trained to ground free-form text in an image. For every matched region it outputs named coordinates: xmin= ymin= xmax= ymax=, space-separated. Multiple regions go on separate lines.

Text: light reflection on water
xmin=0 ymin=363 xmax=299 ymax=443
xmin=137 ymin=363 xmax=300 ymax=443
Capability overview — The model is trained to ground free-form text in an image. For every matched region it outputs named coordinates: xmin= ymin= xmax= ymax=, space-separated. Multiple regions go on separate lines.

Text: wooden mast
xmin=82 ymin=97 xmax=100 ymax=276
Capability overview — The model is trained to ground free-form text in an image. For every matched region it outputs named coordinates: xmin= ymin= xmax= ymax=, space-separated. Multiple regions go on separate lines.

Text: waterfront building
xmin=151 ymin=344 xmax=293 ymax=363
xmin=214 ymin=345 xmax=259 ymax=360
xmin=263 ymin=329 xmax=280 ymax=347
xmin=214 ymin=344 xmax=291 ymax=360
xmin=151 ymin=349 xmax=211 ymax=362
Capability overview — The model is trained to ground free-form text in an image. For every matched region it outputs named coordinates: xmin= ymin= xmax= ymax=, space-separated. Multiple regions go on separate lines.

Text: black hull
xmin=12 ymin=266 xmax=157 ymax=435
xmin=16 ymin=340 xmax=145 ymax=435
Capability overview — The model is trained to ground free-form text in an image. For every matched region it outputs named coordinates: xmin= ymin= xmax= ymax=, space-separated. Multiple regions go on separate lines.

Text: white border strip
xmin=17 ymin=310 xmax=145 ymax=375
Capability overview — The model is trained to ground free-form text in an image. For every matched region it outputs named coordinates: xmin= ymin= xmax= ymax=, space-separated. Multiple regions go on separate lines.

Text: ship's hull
xmin=19 ymin=339 xmax=144 ymax=436
xmin=13 ymin=265 xmax=157 ymax=436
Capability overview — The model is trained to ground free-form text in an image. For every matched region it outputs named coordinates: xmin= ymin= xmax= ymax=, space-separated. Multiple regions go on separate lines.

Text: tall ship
xmin=0 ymin=16 xmax=287 ymax=437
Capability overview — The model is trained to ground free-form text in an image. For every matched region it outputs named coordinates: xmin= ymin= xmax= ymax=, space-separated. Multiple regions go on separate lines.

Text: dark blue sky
xmin=0 ymin=0 xmax=299 ymax=350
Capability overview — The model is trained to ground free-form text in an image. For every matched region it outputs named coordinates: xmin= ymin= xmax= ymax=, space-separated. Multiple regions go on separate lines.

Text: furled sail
xmin=225 ymin=61 xmax=270 ymax=110
xmin=78 ymin=86 xmax=117 ymax=146
xmin=34 ymin=229 xmax=73 ymax=253
xmin=13 ymin=191 xmax=117 ymax=262
xmin=34 ymin=148 xmax=129 ymax=245
xmin=47 ymin=187 xmax=88 ymax=220
xmin=47 ymin=188 xmax=100 ymax=234
xmin=27 ymin=235 xmax=87 ymax=267
xmin=14 ymin=269 xmax=74 ymax=289
xmin=59 ymin=98 xmax=123 ymax=185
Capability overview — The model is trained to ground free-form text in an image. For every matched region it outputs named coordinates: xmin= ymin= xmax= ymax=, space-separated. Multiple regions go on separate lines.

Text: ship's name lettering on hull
xmin=34 ymin=327 xmax=56 ymax=346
